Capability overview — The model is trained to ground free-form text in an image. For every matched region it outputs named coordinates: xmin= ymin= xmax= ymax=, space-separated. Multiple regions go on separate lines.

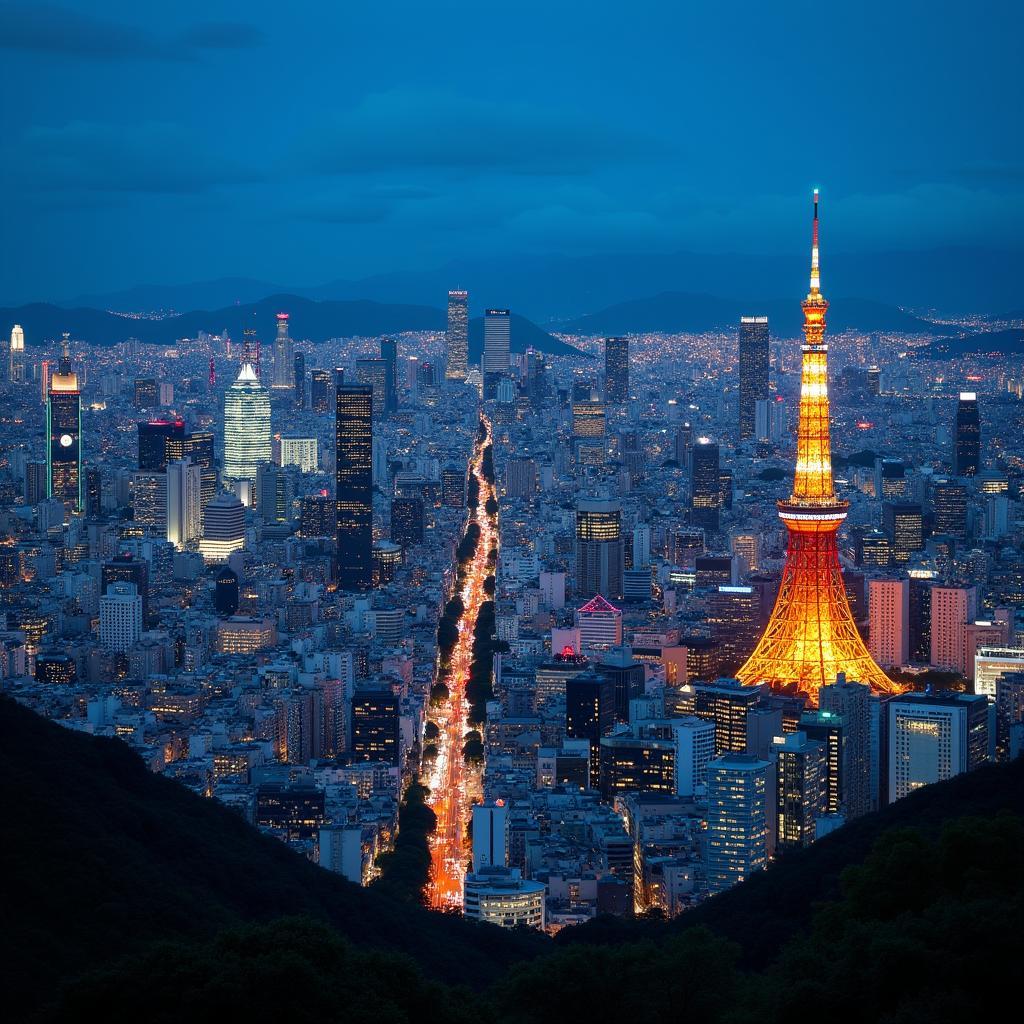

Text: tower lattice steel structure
xmin=736 ymin=191 xmax=902 ymax=704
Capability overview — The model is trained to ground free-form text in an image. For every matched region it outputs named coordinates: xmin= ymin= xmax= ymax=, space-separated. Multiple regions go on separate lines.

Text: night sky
xmin=1 ymin=0 xmax=1021 ymax=304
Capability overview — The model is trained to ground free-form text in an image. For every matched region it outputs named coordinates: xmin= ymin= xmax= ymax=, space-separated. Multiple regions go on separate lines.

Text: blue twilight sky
xmin=1 ymin=0 xmax=1022 ymax=304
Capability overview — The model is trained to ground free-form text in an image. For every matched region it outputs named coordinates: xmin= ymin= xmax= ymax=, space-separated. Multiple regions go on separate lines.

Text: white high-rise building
xmin=166 ymin=457 xmax=202 ymax=549
xmin=224 ymin=363 xmax=272 ymax=484
xmin=887 ymin=692 xmax=989 ymax=802
xmin=974 ymin=646 xmax=1024 ymax=700
xmin=99 ymin=581 xmax=142 ymax=652
xmin=463 ymin=868 xmax=545 ymax=930
xmin=868 ymin=577 xmax=910 ymax=668
xmin=199 ymin=492 xmax=246 ymax=563
xmin=671 ymin=716 xmax=716 ymax=797
xmin=271 ymin=312 xmax=294 ymax=390
xmin=482 ymin=309 xmax=510 ymax=374
xmin=471 ymin=801 xmax=509 ymax=872
xmin=278 ymin=436 xmax=318 ymax=473
xmin=9 ymin=324 xmax=25 ymax=383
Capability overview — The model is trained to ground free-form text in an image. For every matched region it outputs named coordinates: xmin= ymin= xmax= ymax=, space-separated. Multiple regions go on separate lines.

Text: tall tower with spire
xmin=47 ymin=332 xmax=82 ymax=512
xmin=737 ymin=192 xmax=901 ymax=704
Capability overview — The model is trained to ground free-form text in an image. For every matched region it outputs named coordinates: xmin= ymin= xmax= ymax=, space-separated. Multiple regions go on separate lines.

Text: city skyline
xmin=2 ymin=4 xmax=1023 ymax=1016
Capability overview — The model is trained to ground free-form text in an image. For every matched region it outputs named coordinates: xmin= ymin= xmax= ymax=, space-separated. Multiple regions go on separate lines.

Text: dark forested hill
xmin=4 ymin=696 xmax=1022 ymax=1024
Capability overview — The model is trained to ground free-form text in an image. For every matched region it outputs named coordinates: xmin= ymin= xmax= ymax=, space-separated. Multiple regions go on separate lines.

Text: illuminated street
xmin=426 ymin=416 xmax=497 ymax=909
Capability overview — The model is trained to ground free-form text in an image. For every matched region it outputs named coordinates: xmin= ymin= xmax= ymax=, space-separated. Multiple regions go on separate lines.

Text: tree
xmin=485 ymin=496 xmax=498 ymax=516
xmin=424 ymin=721 xmax=440 ymax=741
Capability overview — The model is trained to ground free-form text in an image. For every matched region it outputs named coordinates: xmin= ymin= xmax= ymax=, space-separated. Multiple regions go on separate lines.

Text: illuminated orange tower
xmin=737 ymin=191 xmax=901 ymax=704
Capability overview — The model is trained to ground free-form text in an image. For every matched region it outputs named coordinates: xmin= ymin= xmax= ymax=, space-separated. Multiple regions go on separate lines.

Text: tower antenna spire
xmin=809 ymin=188 xmax=821 ymax=295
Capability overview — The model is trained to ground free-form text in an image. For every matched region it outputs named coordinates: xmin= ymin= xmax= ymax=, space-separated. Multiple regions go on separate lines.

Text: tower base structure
xmin=737 ymin=502 xmax=899 ymax=704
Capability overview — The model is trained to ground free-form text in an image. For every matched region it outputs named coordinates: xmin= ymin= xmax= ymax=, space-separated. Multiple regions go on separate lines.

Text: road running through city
xmin=425 ymin=416 xmax=497 ymax=909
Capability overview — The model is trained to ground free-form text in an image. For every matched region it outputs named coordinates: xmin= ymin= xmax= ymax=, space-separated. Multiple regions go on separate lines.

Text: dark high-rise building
xmin=909 ymin=576 xmax=933 ymax=664
xmin=350 ymin=686 xmax=400 ymax=766
xmin=255 ymin=781 xmax=324 ymax=840
xmin=85 ymin=468 xmax=102 ymax=517
xmin=933 ymin=478 xmax=967 ymax=539
xmin=391 ymin=496 xmax=425 ymax=547
xmin=866 ymin=366 xmax=881 ymax=395
xmin=800 ymin=710 xmax=845 ymax=816
xmin=300 ymin=494 xmax=334 ymax=537
xmin=24 ymin=460 xmax=47 ymax=506
xmin=596 ymin=646 xmax=645 ymax=723
xmin=310 ymin=369 xmax=332 ymax=414
xmin=708 ymin=585 xmax=762 ymax=676
xmin=133 ymin=378 xmax=158 ymax=409
xmin=773 ymin=731 xmax=825 ymax=850
xmin=355 ymin=358 xmax=389 ymax=419
xmin=599 ymin=733 xmax=676 ymax=798
xmin=575 ymin=497 xmax=624 ymax=600
xmin=380 ymin=338 xmax=398 ymax=413
xmin=483 ymin=309 xmax=511 ymax=374
xmin=35 ymin=653 xmax=77 ymax=685
xmin=738 ymin=316 xmax=770 ymax=439
xmin=566 ymin=671 xmax=615 ymax=789
xmin=883 ymin=501 xmax=924 ymax=563
xmin=179 ymin=431 xmax=216 ymax=508
xmin=138 ymin=419 xmax=185 ymax=472
xmin=335 ymin=382 xmax=373 ymax=591
xmin=294 ymin=352 xmax=305 ymax=407
xmin=214 ymin=566 xmax=239 ymax=617
xmin=102 ymin=554 xmax=149 ymax=626
xmin=684 ymin=678 xmax=763 ymax=754
xmin=441 ymin=463 xmax=466 ymax=507
xmin=818 ymin=676 xmax=872 ymax=819
xmin=954 ymin=391 xmax=980 ymax=476
xmin=690 ymin=439 xmax=722 ymax=532
xmin=604 ymin=336 xmax=629 ymax=404
xmin=47 ymin=336 xmax=82 ymax=512
xmin=446 ymin=290 xmax=469 ymax=380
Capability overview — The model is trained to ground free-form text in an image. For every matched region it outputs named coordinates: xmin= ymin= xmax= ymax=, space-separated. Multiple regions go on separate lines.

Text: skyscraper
xmin=565 ymin=671 xmax=615 ymax=789
xmin=294 ymin=352 xmax=305 ymax=407
xmin=355 ymin=358 xmax=389 ymax=418
xmin=138 ymin=419 xmax=185 ymax=472
xmin=223 ymin=362 xmax=272 ymax=485
xmin=46 ymin=334 xmax=82 ymax=513
xmin=690 ymin=439 xmax=721 ymax=532
xmin=575 ymin=496 xmax=624 ymax=600
xmin=818 ymin=676 xmax=872 ymax=819
xmin=882 ymin=501 xmax=924 ymax=563
xmin=446 ymin=290 xmax=469 ymax=380
xmin=772 ymin=731 xmax=825 ymax=850
xmin=335 ymin=382 xmax=373 ymax=591
xmin=199 ymin=492 xmax=246 ymax=563
xmin=954 ymin=391 xmax=980 ymax=476
xmin=380 ymin=338 xmax=398 ymax=413
xmin=604 ymin=336 xmax=629 ymax=403
xmin=706 ymin=753 xmax=773 ymax=893
xmin=483 ymin=309 xmax=511 ymax=374
xmin=736 ymin=193 xmax=899 ymax=703
xmin=738 ymin=316 xmax=769 ymax=439
xmin=99 ymin=582 xmax=142 ymax=653
xmin=868 ymin=577 xmax=910 ymax=668
xmin=8 ymin=324 xmax=25 ymax=383
xmin=272 ymin=312 xmax=294 ymax=390
xmin=310 ymin=369 xmax=332 ymax=414
xmin=166 ymin=458 xmax=202 ymax=549
xmin=390 ymin=496 xmax=424 ymax=547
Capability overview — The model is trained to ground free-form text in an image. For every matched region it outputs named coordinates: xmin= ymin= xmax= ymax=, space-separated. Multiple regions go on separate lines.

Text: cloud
xmin=306 ymin=90 xmax=672 ymax=175
xmin=4 ymin=120 xmax=262 ymax=194
xmin=0 ymin=3 xmax=263 ymax=60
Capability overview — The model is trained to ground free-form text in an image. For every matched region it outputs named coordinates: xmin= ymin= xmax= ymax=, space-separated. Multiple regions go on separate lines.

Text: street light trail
xmin=425 ymin=416 xmax=497 ymax=909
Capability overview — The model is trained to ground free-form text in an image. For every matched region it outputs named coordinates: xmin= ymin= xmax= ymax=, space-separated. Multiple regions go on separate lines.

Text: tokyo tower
xmin=736 ymin=191 xmax=902 ymax=704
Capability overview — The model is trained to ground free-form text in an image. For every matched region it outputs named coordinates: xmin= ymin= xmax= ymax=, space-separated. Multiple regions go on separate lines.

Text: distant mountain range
xmin=555 ymin=292 xmax=945 ymax=337
xmin=47 ymin=245 xmax=1024 ymax=323
xmin=0 ymin=295 xmax=585 ymax=361
xmin=914 ymin=327 xmax=1024 ymax=359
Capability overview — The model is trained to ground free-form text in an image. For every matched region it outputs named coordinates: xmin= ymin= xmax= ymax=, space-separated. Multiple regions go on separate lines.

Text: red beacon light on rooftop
xmin=561 ymin=645 xmax=576 ymax=658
